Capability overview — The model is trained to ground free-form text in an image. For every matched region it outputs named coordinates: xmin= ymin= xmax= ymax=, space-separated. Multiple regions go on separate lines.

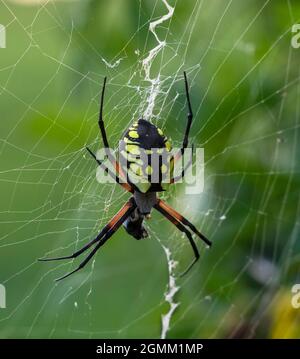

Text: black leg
xmin=55 ymin=200 xmax=135 ymax=281
xmin=98 ymin=77 xmax=109 ymax=148
xmin=86 ymin=147 xmax=133 ymax=193
xmin=39 ymin=200 xmax=135 ymax=262
xmin=95 ymin=77 xmax=138 ymax=192
xmin=39 ymin=222 xmax=113 ymax=262
xmin=96 ymin=78 xmax=116 ymax=162
xmin=170 ymin=144 xmax=194 ymax=184
xmin=39 ymin=200 xmax=136 ymax=280
xmin=172 ymin=72 xmax=194 ymax=176
xmin=158 ymin=199 xmax=211 ymax=247
xmin=154 ymin=202 xmax=200 ymax=277
xmin=182 ymin=71 xmax=193 ymax=149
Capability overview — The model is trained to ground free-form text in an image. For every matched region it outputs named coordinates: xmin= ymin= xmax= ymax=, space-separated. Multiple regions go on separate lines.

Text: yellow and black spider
xmin=39 ymin=72 xmax=211 ymax=281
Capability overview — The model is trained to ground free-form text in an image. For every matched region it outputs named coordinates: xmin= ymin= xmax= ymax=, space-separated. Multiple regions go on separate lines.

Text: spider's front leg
xmin=170 ymin=72 xmax=194 ymax=185
xmin=86 ymin=147 xmax=133 ymax=193
xmin=96 ymin=77 xmax=136 ymax=191
xmin=170 ymin=144 xmax=194 ymax=184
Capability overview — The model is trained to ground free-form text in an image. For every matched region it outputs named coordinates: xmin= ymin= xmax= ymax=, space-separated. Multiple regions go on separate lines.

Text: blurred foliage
xmin=0 ymin=0 xmax=300 ymax=339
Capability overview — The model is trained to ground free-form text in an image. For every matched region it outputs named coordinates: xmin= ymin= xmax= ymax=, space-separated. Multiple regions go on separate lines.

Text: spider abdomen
xmin=119 ymin=119 xmax=173 ymax=193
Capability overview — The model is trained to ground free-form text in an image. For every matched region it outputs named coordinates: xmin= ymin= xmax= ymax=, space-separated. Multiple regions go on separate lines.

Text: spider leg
xmin=170 ymin=144 xmax=194 ymax=184
xmin=97 ymin=77 xmax=122 ymax=172
xmin=55 ymin=200 xmax=136 ymax=281
xmin=39 ymin=200 xmax=135 ymax=264
xmin=172 ymin=71 xmax=194 ymax=178
xmin=154 ymin=201 xmax=199 ymax=276
xmin=96 ymin=77 xmax=137 ymax=192
xmin=39 ymin=220 xmax=115 ymax=262
xmin=182 ymin=71 xmax=193 ymax=150
xmin=98 ymin=77 xmax=109 ymax=148
xmin=157 ymin=199 xmax=211 ymax=247
xmin=86 ymin=147 xmax=133 ymax=193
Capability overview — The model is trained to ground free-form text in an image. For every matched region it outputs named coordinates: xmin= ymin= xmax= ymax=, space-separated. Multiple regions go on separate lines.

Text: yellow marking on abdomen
xmin=126 ymin=144 xmax=140 ymax=155
xmin=128 ymin=130 xmax=139 ymax=139
xmin=124 ymin=137 xmax=136 ymax=144
xmin=161 ymin=164 xmax=168 ymax=174
xmin=145 ymin=165 xmax=153 ymax=175
xmin=130 ymin=163 xmax=142 ymax=176
xmin=165 ymin=140 xmax=172 ymax=151
xmin=120 ymin=150 xmax=143 ymax=164
xmin=158 ymin=128 xmax=164 ymax=136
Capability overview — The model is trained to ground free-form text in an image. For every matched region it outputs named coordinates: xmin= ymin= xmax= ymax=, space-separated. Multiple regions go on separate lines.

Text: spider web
xmin=0 ymin=0 xmax=300 ymax=339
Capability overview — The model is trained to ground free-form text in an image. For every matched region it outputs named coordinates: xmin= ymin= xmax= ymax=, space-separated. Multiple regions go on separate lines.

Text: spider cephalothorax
xmin=39 ymin=72 xmax=211 ymax=280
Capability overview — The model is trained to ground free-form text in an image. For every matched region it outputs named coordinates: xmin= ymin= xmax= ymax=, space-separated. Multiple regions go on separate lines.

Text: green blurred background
xmin=0 ymin=0 xmax=300 ymax=338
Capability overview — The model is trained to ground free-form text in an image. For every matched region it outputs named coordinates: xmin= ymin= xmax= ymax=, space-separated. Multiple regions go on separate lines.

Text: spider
xmin=39 ymin=72 xmax=211 ymax=281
